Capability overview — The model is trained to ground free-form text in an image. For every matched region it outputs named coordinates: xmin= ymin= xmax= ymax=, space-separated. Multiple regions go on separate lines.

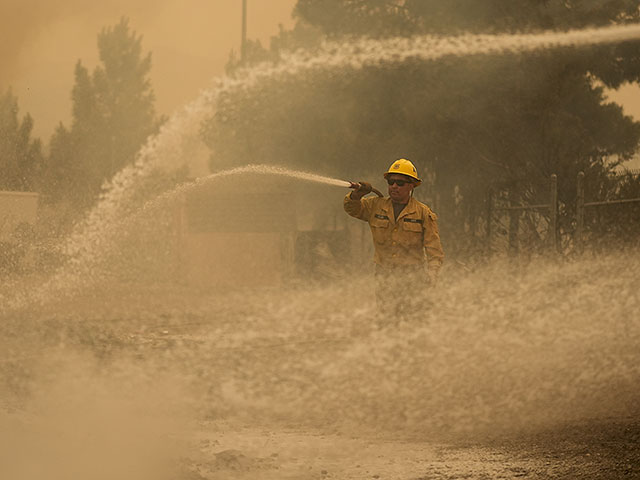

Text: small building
xmin=0 ymin=190 xmax=39 ymax=271
xmin=176 ymin=174 xmax=369 ymax=287
xmin=0 ymin=190 xmax=39 ymax=242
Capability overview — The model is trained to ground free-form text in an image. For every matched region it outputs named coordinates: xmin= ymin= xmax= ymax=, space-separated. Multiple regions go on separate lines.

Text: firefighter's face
xmin=387 ymin=174 xmax=415 ymax=203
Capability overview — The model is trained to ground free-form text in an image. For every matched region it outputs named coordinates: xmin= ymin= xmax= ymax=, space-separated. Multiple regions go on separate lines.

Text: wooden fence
xmin=486 ymin=175 xmax=557 ymax=256
xmin=486 ymin=171 xmax=640 ymax=256
xmin=575 ymin=170 xmax=640 ymax=253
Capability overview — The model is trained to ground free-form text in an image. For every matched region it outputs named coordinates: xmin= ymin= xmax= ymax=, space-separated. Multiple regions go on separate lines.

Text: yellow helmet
xmin=383 ymin=158 xmax=422 ymax=186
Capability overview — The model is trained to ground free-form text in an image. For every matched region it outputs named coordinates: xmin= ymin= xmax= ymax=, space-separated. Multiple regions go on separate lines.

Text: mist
xmin=2 ymin=4 xmax=640 ymax=479
xmin=2 ymin=0 xmax=295 ymax=139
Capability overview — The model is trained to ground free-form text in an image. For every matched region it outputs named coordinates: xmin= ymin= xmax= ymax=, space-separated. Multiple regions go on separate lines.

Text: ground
xmin=182 ymin=418 xmax=640 ymax=479
xmin=1 ymin=252 xmax=639 ymax=479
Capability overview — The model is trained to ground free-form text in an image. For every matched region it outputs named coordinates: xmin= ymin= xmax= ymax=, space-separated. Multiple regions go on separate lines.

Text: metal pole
xmin=549 ymin=174 xmax=558 ymax=253
xmin=509 ymin=209 xmax=519 ymax=256
xmin=576 ymin=171 xmax=584 ymax=254
xmin=174 ymin=193 xmax=187 ymax=279
xmin=507 ymin=188 xmax=519 ymax=256
xmin=486 ymin=188 xmax=493 ymax=257
xmin=241 ymin=0 xmax=247 ymax=64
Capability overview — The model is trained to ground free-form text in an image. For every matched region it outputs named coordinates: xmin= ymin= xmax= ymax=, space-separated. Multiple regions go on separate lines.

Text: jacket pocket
xmin=401 ymin=218 xmax=423 ymax=245
xmin=370 ymin=217 xmax=389 ymax=244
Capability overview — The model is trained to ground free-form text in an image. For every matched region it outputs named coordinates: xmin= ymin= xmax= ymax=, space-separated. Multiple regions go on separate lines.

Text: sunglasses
xmin=387 ymin=178 xmax=410 ymax=186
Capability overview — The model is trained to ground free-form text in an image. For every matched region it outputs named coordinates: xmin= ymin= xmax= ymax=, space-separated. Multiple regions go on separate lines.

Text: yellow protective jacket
xmin=344 ymin=193 xmax=444 ymax=275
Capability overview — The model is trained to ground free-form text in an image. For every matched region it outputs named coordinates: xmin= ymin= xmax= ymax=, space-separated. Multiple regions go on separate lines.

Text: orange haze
xmin=1 ymin=0 xmax=296 ymax=140
xmin=2 ymin=0 xmax=640 ymax=150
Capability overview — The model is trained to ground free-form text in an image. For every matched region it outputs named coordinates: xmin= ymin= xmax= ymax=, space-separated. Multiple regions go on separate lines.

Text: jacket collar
xmin=381 ymin=196 xmax=418 ymax=222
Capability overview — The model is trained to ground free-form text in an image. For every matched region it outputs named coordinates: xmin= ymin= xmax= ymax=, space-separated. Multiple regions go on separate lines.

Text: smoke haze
xmin=3 ymin=0 xmax=640 ymax=145
xmin=1 ymin=0 xmax=296 ymax=139
xmin=1 ymin=9 xmax=640 ymax=476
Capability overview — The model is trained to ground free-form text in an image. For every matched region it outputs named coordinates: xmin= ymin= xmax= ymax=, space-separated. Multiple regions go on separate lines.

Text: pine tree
xmin=202 ymin=0 xmax=640 ymax=255
xmin=0 ymin=89 xmax=42 ymax=191
xmin=45 ymin=17 xmax=160 ymax=207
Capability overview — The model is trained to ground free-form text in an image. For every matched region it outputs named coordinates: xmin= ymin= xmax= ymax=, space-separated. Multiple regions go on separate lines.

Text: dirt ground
xmin=180 ymin=418 xmax=640 ymax=479
xmin=2 ymin=255 xmax=638 ymax=480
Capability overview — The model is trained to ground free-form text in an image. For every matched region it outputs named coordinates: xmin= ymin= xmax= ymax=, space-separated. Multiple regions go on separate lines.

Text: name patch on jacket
xmin=374 ymin=214 xmax=390 ymax=220
xmin=403 ymin=218 xmax=423 ymax=224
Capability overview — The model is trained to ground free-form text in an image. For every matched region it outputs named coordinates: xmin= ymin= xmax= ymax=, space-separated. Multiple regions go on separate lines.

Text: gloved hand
xmin=350 ymin=181 xmax=373 ymax=199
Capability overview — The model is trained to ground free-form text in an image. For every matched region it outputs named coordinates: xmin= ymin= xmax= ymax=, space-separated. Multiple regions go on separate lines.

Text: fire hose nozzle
xmin=347 ymin=181 xmax=383 ymax=198
xmin=349 ymin=181 xmax=371 ymax=191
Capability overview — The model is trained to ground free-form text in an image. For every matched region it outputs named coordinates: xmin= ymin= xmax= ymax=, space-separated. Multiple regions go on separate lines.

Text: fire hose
xmin=348 ymin=181 xmax=384 ymax=197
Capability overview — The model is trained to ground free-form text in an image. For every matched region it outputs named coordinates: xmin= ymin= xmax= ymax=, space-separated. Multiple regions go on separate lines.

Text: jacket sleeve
xmin=343 ymin=193 xmax=374 ymax=222
xmin=424 ymin=210 xmax=444 ymax=275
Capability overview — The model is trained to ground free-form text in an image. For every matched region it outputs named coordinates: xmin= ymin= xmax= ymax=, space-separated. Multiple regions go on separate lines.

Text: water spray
xmin=181 ymin=163 xmax=385 ymax=197
xmin=3 ymin=22 xmax=640 ymax=478
xmin=58 ymin=21 xmax=640 ymax=285
xmin=9 ymin=21 xmax=640 ymax=309
xmin=0 ymin=164 xmax=385 ymax=313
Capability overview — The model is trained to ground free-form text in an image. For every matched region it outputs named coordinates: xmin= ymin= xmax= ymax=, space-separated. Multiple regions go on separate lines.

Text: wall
xmin=0 ymin=191 xmax=39 ymax=242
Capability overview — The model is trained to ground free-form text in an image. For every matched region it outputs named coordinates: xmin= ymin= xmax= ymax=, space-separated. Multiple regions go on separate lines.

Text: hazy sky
xmin=2 ymin=0 xmax=297 ymax=139
xmin=3 ymin=0 xmax=639 ymax=143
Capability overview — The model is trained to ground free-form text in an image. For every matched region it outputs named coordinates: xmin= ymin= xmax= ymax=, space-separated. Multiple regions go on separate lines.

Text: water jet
xmin=2 ymin=23 xmax=640 ymax=478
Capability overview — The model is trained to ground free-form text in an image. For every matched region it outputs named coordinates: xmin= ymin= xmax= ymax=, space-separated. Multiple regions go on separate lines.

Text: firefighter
xmin=344 ymin=159 xmax=444 ymax=316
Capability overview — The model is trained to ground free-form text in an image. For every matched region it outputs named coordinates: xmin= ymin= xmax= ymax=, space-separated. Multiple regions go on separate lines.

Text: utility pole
xmin=576 ymin=171 xmax=585 ymax=254
xmin=241 ymin=0 xmax=247 ymax=64
xmin=549 ymin=173 xmax=558 ymax=253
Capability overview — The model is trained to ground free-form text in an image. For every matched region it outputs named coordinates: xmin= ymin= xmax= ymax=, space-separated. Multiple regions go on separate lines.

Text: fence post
xmin=173 ymin=193 xmax=187 ymax=278
xmin=509 ymin=209 xmax=519 ymax=256
xmin=549 ymin=174 xmax=558 ymax=253
xmin=486 ymin=188 xmax=493 ymax=257
xmin=507 ymin=189 xmax=519 ymax=256
xmin=576 ymin=171 xmax=584 ymax=254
